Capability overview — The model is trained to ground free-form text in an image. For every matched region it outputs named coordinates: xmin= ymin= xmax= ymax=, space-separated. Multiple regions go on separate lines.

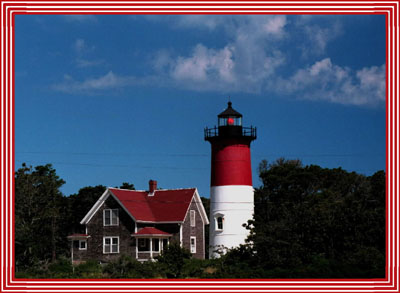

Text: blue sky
xmin=15 ymin=14 xmax=386 ymax=197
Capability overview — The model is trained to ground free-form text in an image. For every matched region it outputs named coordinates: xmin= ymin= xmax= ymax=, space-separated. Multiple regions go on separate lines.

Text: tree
xmin=15 ymin=163 xmax=66 ymax=268
xmin=67 ymin=185 xmax=106 ymax=233
xmin=119 ymin=182 xmax=135 ymax=190
xmin=241 ymin=158 xmax=386 ymax=278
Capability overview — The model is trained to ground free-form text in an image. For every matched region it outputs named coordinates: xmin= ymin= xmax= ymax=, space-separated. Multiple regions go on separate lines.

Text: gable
xmin=80 ymin=189 xmax=137 ymax=225
xmin=182 ymin=190 xmax=209 ymax=225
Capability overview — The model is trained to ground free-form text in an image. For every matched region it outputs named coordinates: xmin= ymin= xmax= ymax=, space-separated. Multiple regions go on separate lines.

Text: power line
xmin=16 ymin=151 xmax=208 ymax=157
xmin=16 ymin=150 xmax=385 ymax=158
xmin=14 ymin=160 xmax=207 ymax=170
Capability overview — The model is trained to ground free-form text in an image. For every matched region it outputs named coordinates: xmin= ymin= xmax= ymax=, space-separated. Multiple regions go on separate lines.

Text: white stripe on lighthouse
xmin=209 ymin=185 xmax=254 ymax=258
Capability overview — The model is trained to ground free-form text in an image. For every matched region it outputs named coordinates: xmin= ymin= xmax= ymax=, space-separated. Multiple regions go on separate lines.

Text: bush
xmin=102 ymin=255 xmax=160 ymax=278
xmin=74 ymin=260 xmax=102 ymax=278
xmin=48 ymin=257 xmax=73 ymax=278
xmin=156 ymin=243 xmax=191 ymax=278
xmin=182 ymin=258 xmax=217 ymax=278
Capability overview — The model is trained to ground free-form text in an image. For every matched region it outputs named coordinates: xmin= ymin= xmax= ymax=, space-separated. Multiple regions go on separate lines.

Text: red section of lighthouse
xmin=210 ymin=139 xmax=253 ymax=186
xmin=205 ymin=101 xmax=256 ymax=258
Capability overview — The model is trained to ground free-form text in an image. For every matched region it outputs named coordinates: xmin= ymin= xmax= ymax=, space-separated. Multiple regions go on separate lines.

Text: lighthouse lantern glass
xmin=218 ymin=116 xmax=242 ymax=127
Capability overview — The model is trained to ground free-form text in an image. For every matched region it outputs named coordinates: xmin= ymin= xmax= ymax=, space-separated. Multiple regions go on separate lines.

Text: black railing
xmin=204 ymin=126 xmax=257 ymax=140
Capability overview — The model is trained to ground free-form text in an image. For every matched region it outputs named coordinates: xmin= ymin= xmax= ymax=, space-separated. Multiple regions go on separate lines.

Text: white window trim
xmin=103 ymin=236 xmax=119 ymax=254
xmin=79 ymin=240 xmax=87 ymax=250
xmin=190 ymin=210 xmax=196 ymax=227
xmin=103 ymin=209 xmax=119 ymax=226
xmin=215 ymin=215 xmax=224 ymax=231
xmin=190 ymin=236 xmax=196 ymax=254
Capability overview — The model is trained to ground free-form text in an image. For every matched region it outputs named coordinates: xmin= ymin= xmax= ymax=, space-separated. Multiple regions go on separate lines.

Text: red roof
xmin=132 ymin=227 xmax=172 ymax=237
xmin=109 ymin=188 xmax=196 ymax=222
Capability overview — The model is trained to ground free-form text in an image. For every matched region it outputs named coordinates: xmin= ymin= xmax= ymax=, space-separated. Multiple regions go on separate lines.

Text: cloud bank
xmin=53 ymin=15 xmax=385 ymax=107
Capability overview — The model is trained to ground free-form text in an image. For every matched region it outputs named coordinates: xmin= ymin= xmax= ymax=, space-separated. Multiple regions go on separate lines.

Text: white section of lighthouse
xmin=204 ymin=102 xmax=257 ymax=258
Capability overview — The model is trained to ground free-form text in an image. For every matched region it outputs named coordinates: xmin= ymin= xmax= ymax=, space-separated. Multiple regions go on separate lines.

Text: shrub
xmin=103 ymin=255 xmax=159 ymax=278
xmin=156 ymin=243 xmax=191 ymax=278
xmin=48 ymin=257 xmax=73 ymax=278
xmin=74 ymin=260 xmax=102 ymax=278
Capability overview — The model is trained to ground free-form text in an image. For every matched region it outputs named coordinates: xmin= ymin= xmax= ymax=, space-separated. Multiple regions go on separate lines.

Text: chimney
xmin=149 ymin=180 xmax=157 ymax=195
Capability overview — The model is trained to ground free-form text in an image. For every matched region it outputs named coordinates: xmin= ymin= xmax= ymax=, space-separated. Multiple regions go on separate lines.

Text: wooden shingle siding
xmin=84 ymin=196 xmax=136 ymax=263
xmin=182 ymin=198 xmax=205 ymax=259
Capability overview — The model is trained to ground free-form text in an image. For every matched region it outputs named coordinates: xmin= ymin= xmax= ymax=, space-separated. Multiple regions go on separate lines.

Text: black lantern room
xmin=205 ymin=102 xmax=256 ymax=141
xmin=218 ymin=102 xmax=242 ymax=127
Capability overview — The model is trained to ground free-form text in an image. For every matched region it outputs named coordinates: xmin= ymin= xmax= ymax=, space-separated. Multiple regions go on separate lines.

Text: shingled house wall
xmin=74 ymin=196 xmax=136 ymax=263
xmin=182 ymin=197 xmax=205 ymax=259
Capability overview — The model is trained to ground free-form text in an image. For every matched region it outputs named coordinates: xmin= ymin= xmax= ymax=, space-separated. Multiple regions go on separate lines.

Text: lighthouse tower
xmin=204 ymin=102 xmax=257 ymax=258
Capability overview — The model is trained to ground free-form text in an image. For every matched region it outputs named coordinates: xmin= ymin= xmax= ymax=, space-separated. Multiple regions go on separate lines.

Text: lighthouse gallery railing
xmin=204 ymin=126 xmax=257 ymax=140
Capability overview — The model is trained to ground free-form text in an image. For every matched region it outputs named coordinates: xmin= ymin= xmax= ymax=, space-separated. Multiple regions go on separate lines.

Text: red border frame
xmin=1 ymin=1 xmax=396 ymax=292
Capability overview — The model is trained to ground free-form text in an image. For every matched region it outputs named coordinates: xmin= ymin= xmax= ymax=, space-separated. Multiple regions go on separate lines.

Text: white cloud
xmin=150 ymin=15 xmax=287 ymax=93
xmin=275 ymin=58 xmax=385 ymax=106
xmin=72 ymin=39 xmax=102 ymax=68
xmin=263 ymin=15 xmax=287 ymax=36
xmin=171 ymin=44 xmax=235 ymax=84
xmin=76 ymin=58 xmax=104 ymax=68
xmin=295 ymin=17 xmax=343 ymax=57
xmin=357 ymin=65 xmax=386 ymax=102
xmin=54 ymin=15 xmax=384 ymax=107
xmin=52 ymin=71 xmax=126 ymax=93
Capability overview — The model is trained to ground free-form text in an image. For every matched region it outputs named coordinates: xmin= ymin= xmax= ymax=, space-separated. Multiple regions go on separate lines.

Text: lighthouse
xmin=204 ymin=102 xmax=257 ymax=258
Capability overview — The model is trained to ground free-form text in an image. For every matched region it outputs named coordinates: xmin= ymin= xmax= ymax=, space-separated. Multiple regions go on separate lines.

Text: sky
xmin=15 ymin=14 xmax=386 ymax=197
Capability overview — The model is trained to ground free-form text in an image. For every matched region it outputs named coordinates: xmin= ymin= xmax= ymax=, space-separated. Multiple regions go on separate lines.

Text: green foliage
xmin=156 ymin=242 xmax=192 ymax=278
xmin=74 ymin=260 xmax=103 ymax=278
xmin=48 ymin=258 xmax=74 ymax=277
xmin=67 ymin=185 xmax=106 ymax=233
xmin=119 ymin=182 xmax=135 ymax=190
xmin=242 ymin=158 xmax=386 ymax=278
xmin=103 ymin=255 xmax=160 ymax=278
xmin=15 ymin=163 xmax=67 ymax=269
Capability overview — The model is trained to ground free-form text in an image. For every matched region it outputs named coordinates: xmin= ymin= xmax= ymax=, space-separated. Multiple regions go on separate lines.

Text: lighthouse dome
xmin=218 ymin=102 xmax=242 ymax=118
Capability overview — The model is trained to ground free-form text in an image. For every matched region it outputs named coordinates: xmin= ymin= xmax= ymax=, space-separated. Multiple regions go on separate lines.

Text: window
xmin=103 ymin=237 xmax=119 ymax=254
xmin=216 ymin=216 xmax=224 ymax=231
xmin=103 ymin=209 xmax=119 ymax=226
xmin=138 ymin=238 xmax=150 ymax=252
xmin=79 ymin=240 xmax=87 ymax=250
xmin=190 ymin=237 xmax=196 ymax=253
xmin=190 ymin=210 xmax=196 ymax=227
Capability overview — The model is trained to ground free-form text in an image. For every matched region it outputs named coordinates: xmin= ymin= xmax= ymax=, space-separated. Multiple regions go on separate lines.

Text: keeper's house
xmin=67 ymin=180 xmax=209 ymax=264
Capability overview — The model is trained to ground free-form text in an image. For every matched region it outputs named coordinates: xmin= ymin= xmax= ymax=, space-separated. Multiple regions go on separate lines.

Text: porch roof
xmin=131 ymin=227 xmax=172 ymax=237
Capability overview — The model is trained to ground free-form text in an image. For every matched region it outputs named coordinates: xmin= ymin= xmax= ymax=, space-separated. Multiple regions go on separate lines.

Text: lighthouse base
xmin=209 ymin=185 xmax=254 ymax=258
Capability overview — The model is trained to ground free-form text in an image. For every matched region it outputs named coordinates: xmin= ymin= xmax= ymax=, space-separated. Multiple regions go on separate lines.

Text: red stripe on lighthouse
xmin=211 ymin=138 xmax=253 ymax=186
